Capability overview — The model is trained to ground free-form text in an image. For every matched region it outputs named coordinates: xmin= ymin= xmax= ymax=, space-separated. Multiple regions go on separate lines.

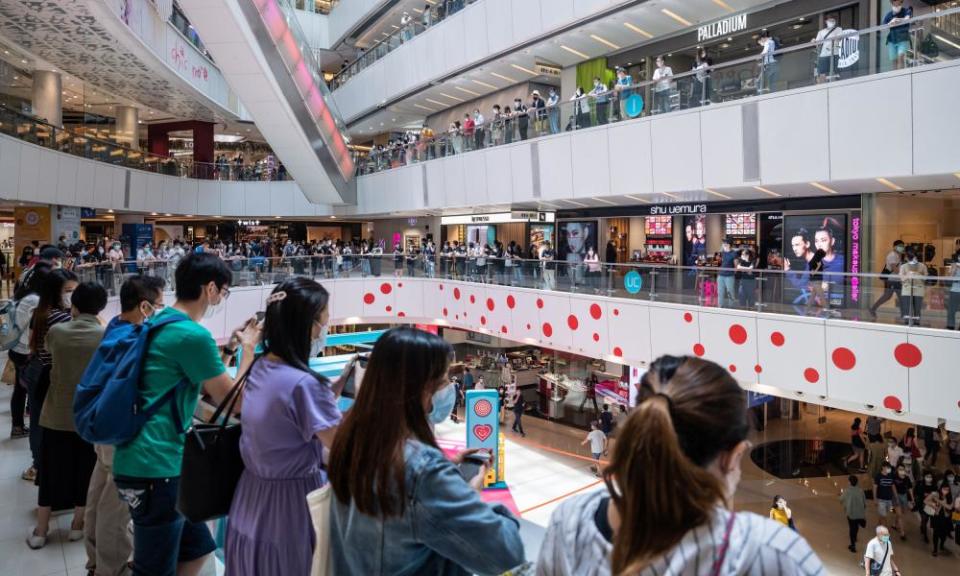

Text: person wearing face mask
xmin=329 ymin=327 xmax=524 ymax=575
xmin=757 ymin=31 xmax=779 ymax=94
xmin=589 ymin=76 xmax=610 ymax=125
xmin=514 ymin=97 xmax=529 ymax=140
xmin=898 ymin=247 xmax=928 ymax=326
xmin=224 ymin=278 xmax=346 ymax=575
xmin=546 ymin=86 xmax=560 ymax=134
xmin=814 ymin=15 xmax=842 ymax=83
xmin=840 ymin=475 xmax=867 ymax=553
xmin=473 ymin=108 xmax=485 ymax=150
xmin=112 ymin=252 xmax=260 ymax=576
xmin=916 ymin=471 xmax=938 ymax=543
xmin=737 ymin=249 xmax=758 ymax=309
xmin=892 ymin=464 xmax=914 ymax=540
xmin=27 ymin=282 xmax=108 ymax=550
xmin=925 ymin=481 xmax=954 ymax=556
xmin=946 ymin=250 xmax=960 ymax=330
xmin=537 ymin=356 xmax=823 ymax=576
xmin=570 ymin=86 xmax=590 ymax=130
xmin=584 ymin=245 xmax=602 ymax=293
xmin=864 ymin=526 xmax=901 ymax=576
xmin=883 ymin=0 xmax=913 ymax=71
xmin=652 ymin=56 xmax=673 ymax=114
xmin=870 ymin=240 xmax=905 ymax=319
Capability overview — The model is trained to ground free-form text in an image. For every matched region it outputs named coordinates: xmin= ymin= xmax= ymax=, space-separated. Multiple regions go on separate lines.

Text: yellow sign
xmin=14 ymin=206 xmax=52 ymax=274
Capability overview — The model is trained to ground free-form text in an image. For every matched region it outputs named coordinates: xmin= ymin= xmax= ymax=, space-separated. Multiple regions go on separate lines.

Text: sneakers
xmin=21 ymin=466 xmax=36 ymax=482
xmin=848 ymin=545 xmax=856 ymax=553
xmin=68 ymin=528 xmax=84 ymax=542
xmin=26 ymin=528 xmax=46 ymax=550
xmin=9 ymin=426 xmax=29 ymax=439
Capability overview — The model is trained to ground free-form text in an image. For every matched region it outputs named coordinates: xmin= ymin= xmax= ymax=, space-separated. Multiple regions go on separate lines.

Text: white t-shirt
xmin=653 ymin=66 xmax=673 ymax=92
xmin=864 ymin=538 xmax=893 ymax=576
xmin=587 ymin=430 xmax=606 ymax=454
xmin=887 ymin=445 xmax=904 ymax=467
xmin=815 ymin=25 xmax=841 ymax=57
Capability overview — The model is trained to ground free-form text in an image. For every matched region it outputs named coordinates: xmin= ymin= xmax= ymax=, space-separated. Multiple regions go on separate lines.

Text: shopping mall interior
xmin=0 ymin=0 xmax=959 ymax=574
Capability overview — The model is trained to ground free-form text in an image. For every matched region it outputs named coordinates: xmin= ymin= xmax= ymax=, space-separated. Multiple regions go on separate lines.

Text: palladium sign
xmin=698 ymin=14 xmax=748 ymax=42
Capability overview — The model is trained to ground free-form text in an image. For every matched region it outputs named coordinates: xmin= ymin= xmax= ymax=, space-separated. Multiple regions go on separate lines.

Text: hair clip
xmin=265 ymin=291 xmax=287 ymax=305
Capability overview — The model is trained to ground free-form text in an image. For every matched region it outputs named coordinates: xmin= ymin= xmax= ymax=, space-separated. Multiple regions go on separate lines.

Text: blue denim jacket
xmin=330 ymin=439 xmax=525 ymax=576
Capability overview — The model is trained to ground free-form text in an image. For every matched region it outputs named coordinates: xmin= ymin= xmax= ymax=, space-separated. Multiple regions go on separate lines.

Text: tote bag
xmin=308 ymin=484 xmax=334 ymax=576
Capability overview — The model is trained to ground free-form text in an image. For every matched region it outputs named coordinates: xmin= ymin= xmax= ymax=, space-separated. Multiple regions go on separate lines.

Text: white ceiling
xmin=347 ymin=0 xmax=773 ymax=137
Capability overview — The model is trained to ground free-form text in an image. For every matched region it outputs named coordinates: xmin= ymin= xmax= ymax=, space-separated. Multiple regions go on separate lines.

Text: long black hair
xmin=31 ymin=268 xmax=78 ymax=353
xmin=261 ymin=277 xmax=329 ymax=383
xmin=14 ymin=261 xmax=52 ymax=300
xmin=329 ymin=326 xmax=454 ymax=517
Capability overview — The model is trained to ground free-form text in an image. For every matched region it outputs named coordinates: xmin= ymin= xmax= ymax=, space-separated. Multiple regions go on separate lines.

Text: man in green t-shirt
xmin=114 ymin=252 xmax=259 ymax=576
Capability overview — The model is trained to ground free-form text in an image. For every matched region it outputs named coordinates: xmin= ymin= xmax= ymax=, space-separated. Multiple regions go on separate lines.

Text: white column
xmin=31 ymin=70 xmax=62 ymax=127
xmin=115 ymin=106 xmax=140 ymax=150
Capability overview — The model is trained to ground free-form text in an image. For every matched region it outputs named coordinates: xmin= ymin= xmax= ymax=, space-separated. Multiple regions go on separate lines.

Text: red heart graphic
xmin=473 ymin=400 xmax=492 ymax=417
xmin=473 ymin=424 xmax=492 ymax=442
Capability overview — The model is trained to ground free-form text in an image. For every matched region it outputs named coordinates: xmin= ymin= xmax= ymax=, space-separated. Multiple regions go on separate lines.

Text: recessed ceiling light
xmin=413 ymin=103 xmax=435 ymax=111
xmin=661 ymin=192 xmax=681 ymax=201
xmin=560 ymin=45 xmax=590 ymax=59
xmin=107 ymin=209 xmax=114 ymax=213
xmin=624 ymin=22 xmax=654 ymax=38
xmin=624 ymin=195 xmax=652 ymax=204
xmin=490 ymin=72 xmax=517 ymax=83
xmin=590 ymin=34 xmax=621 ymax=50
xmin=151 ymin=212 xmax=158 ymax=216
xmin=455 ymin=86 xmax=480 ymax=96
xmin=593 ymin=197 xmax=618 ymax=205
xmin=753 ymin=186 xmax=781 ymax=197
xmin=274 ymin=216 xmax=282 ymax=219
xmin=876 ymin=177 xmax=902 ymax=191
xmin=810 ymin=182 xmax=838 ymax=194
xmin=330 ymin=215 xmax=337 ymax=219
xmin=510 ymin=63 xmax=539 ymax=76
xmin=164 ymin=213 xmax=172 ymax=217
xmin=712 ymin=0 xmax=735 ymax=11
xmin=473 ymin=79 xmax=497 ymax=89
xmin=661 ymin=9 xmax=692 ymax=27
xmin=438 ymin=92 xmax=465 ymax=102
xmin=425 ymin=98 xmax=446 ymax=107
xmin=704 ymin=188 xmax=732 ymax=199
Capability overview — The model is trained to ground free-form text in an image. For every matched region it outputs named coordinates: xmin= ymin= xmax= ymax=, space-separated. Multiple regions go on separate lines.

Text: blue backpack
xmin=74 ymin=314 xmax=190 ymax=445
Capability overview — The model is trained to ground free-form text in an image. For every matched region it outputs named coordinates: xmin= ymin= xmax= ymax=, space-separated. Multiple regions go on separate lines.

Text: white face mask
xmin=310 ymin=325 xmax=328 ymax=357
xmin=203 ymin=286 xmax=225 ymax=320
xmin=62 ymin=291 xmax=74 ymax=309
xmin=827 ymin=20 xmax=836 ymax=28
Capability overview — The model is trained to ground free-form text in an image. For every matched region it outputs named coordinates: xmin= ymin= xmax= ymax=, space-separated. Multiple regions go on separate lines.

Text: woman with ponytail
xmin=536 ymin=356 xmax=824 ymax=576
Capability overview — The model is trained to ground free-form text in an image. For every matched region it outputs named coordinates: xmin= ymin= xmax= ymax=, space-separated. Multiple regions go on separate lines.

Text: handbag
xmin=1 ymin=360 xmax=15 ymax=385
xmin=869 ymin=541 xmax=889 ymax=576
xmin=176 ymin=362 xmax=252 ymax=523
xmin=711 ymin=511 xmax=737 ymax=576
xmin=923 ymin=504 xmax=937 ymax=516
xmin=308 ymin=484 xmax=334 ymax=576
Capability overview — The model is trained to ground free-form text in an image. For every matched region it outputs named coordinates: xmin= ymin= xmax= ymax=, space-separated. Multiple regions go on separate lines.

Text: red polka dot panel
xmin=486 ymin=298 xmax=495 ymax=312
xmin=804 ymin=368 xmax=819 ymax=383
xmin=590 ymin=304 xmax=602 ymax=320
xmin=728 ymin=324 xmax=747 ymax=345
xmin=683 ymin=312 xmax=693 ymax=323
xmin=536 ymin=298 xmax=544 ymax=309
xmin=542 ymin=323 xmax=553 ymax=338
xmin=380 ymin=283 xmax=392 ymax=295
xmin=831 ymin=347 xmax=856 ymax=371
xmin=613 ymin=347 xmax=623 ymax=357
xmin=893 ymin=343 xmax=922 ymax=368
xmin=363 ymin=293 xmax=375 ymax=305
xmin=883 ymin=396 xmax=903 ymax=411
xmin=693 ymin=343 xmax=705 ymax=357
xmin=770 ymin=331 xmax=785 ymax=347
xmin=506 ymin=295 xmax=516 ymax=309
xmin=567 ymin=315 xmax=579 ymax=330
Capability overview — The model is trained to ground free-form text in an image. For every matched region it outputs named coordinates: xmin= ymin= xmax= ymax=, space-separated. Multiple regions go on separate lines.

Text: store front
xmin=441 ymin=212 xmax=556 ymax=253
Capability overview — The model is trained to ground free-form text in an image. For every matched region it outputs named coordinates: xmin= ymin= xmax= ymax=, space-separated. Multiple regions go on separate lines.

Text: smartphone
xmin=255 ymin=311 xmax=265 ymax=323
xmin=458 ymin=451 xmax=490 ymax=481
xmin=341 ymin=353 xmax=370 ymax=398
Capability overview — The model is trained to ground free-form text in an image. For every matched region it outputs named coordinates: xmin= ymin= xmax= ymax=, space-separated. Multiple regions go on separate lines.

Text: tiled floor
xmin=2 ymin=380 xmax=956 ymax=575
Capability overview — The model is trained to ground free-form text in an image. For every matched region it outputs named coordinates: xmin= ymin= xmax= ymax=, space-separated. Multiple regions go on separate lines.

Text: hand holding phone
xmin=457 ymin=449 xmax=491 ymax=486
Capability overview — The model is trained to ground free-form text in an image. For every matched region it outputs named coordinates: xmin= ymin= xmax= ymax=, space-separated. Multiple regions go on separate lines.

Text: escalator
xmin=177 ymin=0 xmax=355 ymax=205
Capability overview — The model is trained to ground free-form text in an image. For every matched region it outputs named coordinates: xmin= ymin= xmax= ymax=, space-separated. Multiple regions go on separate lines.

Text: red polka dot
xmin=455 ymin=314 xmax=459 ymax=320
xmin=526 ymin=323 xmax=531 ymax=330
xmin=683 ymin=312 xmax=693 ymax=323
xmin=380 ymin=283 xmax=392 ymax=295
xmin=592 ymin=333 xmax=600 ymax=342
xmin=453 ymin=288 xmax=461 ymax=300
xmin=398 ymin=283 xmax=403 ymax=288
xmin=613 ymin=309 xmax=620 ymax=316
xmin=693 ymin=343 xmax=705 ymax=357
xmin=536 ymin=298 xmax=544 ymax=309
xmin=480 ymin=316 xmax=487 ymax=326
xmin=754 ymin=364 xmax=763 ymax=374
xmin=501 ymin=326 xmax=508 ymax=334
xmin=894 ymin=343 xmax=922 ymax=368
xmin=567 ymin=315 xmax=579 ymax=330
xmin=729 ymin=364 xmax=737 ymax=373
xmin=728 ymin=324 xmax=748 ymax=345
xmin=385 ymin=306 xmax=392 ymax=313
xmin=469 ymin=295 xmax=476 ymax=304
xmin=770 ymin=332 xmax=785 ymax=347
xmin=804 ymin=368 xmax=820 ymax=383
xmin=506 ymin=295 xmax=516 ymax=309
xmin=486 ymin=298 xmax=495 ymax=311
xmin=542 ymin=323 xmax=553 ymax=338
xmin=831 ymin=348 xmax=856 ymax=371
xmin=442 ymin=307 xmax=448 ymax=316
xmin=363 ymin=293 xmax=375 ymax=304
xmin=883 ymin=395 xmax=903 ymax=411
xmin=398 ymin=312 xmax=406 ymax=318
xmin=439 ymin=284 xmax=444 ymax=291
xmin=590 ymin=304 xmax=602 ymax=320
xmin=613 ymin=347 xmax=623 ymax=357
xmin=464 ymin=312 xmax=468 ymax=318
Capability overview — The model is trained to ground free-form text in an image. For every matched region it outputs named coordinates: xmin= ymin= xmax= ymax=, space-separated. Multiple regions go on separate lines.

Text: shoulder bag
xmin=177 ymin=361 xmax=253 ymax=523
xmin=308 ymin=484 xmax=334 ymax=576
xmin=711 ymin=511 xmax=737 ymax=576
xmin=869 ymin=541 xmax=889 ymax=576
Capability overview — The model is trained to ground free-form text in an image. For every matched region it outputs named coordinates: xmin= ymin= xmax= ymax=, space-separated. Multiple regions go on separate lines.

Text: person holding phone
xmin=329 ymin=327 xmax=524 ymax=575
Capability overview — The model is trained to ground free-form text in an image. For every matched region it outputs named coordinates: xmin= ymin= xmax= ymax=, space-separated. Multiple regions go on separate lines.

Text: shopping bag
xmin=308 ymin=484 xmax=334 ymax=576
xmin=1 ymin=360 xmax=15 ymax=385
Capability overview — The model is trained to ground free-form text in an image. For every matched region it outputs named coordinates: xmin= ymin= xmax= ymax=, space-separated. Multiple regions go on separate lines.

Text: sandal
xmin=26 ymin=527 xmax=47 ymax=550
xmin=21 ymin=466 xmax=36 ymax=482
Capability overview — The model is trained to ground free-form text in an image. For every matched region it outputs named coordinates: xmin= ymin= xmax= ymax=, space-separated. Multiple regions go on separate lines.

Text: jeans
xmin=718 ymin=275 xmax=736 ymax=309
xmin=115 ymin=476 xmax=215 ymax=576
xmin=513 ymin=265 xmax=524 ymax=285
xmin=543 ymin=269 xmax=556 ymax=291
xmin=739 ymin=278 xmax=757 ymax=309
xmin=900 ymin=295 xmax=923 ymax=324
xmin=759 ymin=61 xmax=779 ymax=94
xmin=947 ymin=291 xmax=960 ymax=329
xmin=548 ymin=109 xmax=559 ymax=134
xmin=596 ymin=101 xmax=610 ymax=125
xmin=654 ymin=90 xmax=670 ymax=114
xmin=512 ymin=411 xmax=524 ymax=435
xmin=27 ymin=364 xmax=51 ymax=469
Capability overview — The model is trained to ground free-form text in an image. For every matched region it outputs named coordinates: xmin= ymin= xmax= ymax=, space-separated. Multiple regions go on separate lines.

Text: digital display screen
xmin=644 ymin=216 xmax=672 ymax=236
xmin=725 ymin=213 xmax=757 ymax=236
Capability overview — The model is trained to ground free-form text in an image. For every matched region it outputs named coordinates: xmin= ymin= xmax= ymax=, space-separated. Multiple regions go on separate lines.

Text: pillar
xmin=147 ymin=123 xmax=170 ymax=157
xmin=32 ymin=70 xmax=62 ymax=127
xmin=115 ymin=106 xmax=139 ymax=150
xmin=192 ymin=121 xmax=214 ymax=164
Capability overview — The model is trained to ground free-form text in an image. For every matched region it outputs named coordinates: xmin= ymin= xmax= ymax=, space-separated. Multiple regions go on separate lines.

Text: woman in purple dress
xmin=225 ymin=277 xmax=348 ymax=575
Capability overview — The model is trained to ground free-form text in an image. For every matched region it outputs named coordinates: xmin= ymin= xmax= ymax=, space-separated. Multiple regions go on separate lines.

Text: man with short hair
xmin=840 ymin=475 xmax=867 ymax=553
xmin=874 ymin=462 xmax=898 ymax=527
xmin=17 ymin=245 xmax=63 ymax=293
xmin=540 ymin=241 xmax=556 ymax=291
xmin=113 ymin=253 xmax=260 ymax=576
xmin=84 ymin=275 xmax=166 ymax=576
xmin=718 ymin=239 xmax=737 ymax=309
xmin=582 ymin=421 xmax=606 ymax=477
xmin=864 ymin=525 xmax=901 ymax=576
xmin=870 ymin=240 xmax=905 ymax=319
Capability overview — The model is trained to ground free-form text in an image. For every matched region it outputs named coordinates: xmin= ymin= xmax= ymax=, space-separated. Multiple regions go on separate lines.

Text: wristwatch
xmin=223 ymin=346 xmax=237 ymax=356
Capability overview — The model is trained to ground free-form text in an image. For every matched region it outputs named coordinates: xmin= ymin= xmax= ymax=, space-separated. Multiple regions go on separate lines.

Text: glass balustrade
xmin=355 ymin=6 xmax=960 ymax=175
xmin=64 ymin=254 xmax=960 ymax=334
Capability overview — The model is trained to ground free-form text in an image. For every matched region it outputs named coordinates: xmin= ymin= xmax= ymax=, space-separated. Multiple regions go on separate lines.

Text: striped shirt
xmin=538 ymin=490 xmax=824 ymax=576
xmin=34 ymin=308 xmax=71 ymax=366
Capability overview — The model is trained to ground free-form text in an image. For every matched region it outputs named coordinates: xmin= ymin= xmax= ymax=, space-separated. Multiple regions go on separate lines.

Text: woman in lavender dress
xmin=225 ymin=278 xmax=348 ymax=575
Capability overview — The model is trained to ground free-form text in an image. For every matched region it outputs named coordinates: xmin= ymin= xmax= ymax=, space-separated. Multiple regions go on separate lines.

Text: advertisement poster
xmin=465 ymin=389 xmax=504 ymax=488
xmin=53 ymin=205 xmax=82 ymax=246
xmin=557 ymin=221 xmax=597 ymax=264
xmin=528 ymin=224 xmax=554 ymax=252
xmin=782 ymin=214 xmax=848 ymax=310
xmin=682 ymin=215 xmax=707 ymax=266
xmin=13 ymin=206 xmax=51 ymax=274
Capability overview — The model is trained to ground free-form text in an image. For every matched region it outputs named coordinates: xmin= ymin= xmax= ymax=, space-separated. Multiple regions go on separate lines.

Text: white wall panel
xmin=485 ymin=0 xmax=515 ymax=54
xmin=36 ymin=150 xmax=58 ymax=204
xmin=758 ymin=90 xmax=830 ymax=184
xmin=510 ymin=143 xmax=535 ymax=202
xmin=756 ymin=316 xmax=827 ymax=396
xmin=76 ymin=161 xmax=96 ymax=208
xmin=536 ymin=292 xmax=572 ymax=352
xmin=538 ymin=136 xmax=573 ymax=200
xmin=394 ymin=278 xmax=424 ymax=319
xmin=509 ymin=288 xmax=543 ymax=343
xmin=145 ymin=173 xmax=163 ymax=213
xmin=362 ymin=277 xmax=397 ymax=318
xmin=426 ymin=159 xmax=445 ymax=207
xmin=460 ymin=283 xmax=485 ymax=333
xmin=462 ymin=6 xmax=488 ymax=66
xmin=55 ymin=155 xmax=78 ymax=206
xmin=699 ymin=310 xmax=758 ymax=385
xmin=269 ymin=181 xmax=295 ymax=215
xmin=197 ymin=181 xmax=220 ymax=216
xmin=94 ymin=164 xmax=116 ymax=209
xmin=244 ymin=182 xmax=271 ymax=216
xmin=425 ymin=27 xmax=446 ymax=83
xmin=825 ymin=323 xmax=909 ymax=413
xmin=442 ymin=16 xmax=468 ymax=77
xmin=907 ymin=331 xmax=960 ymax=426
xmin=112 ymin=170 xmax=126 ymax=211
xmin=179 ymin=179 xmax=199 ymax=215
xmin=407 ymin=164 xmax=425 ymax=210
xmin=568 ymin=294 xmax=608 ymax=358
xmin=829 ymin=75 xmax=912 ymax=179
xmin=700 ymin=105 xmax=744 ymax=188
xmin=19 ymin=146 xmax=40 ymax=202
xmin=423 ymin=279 xmax=446 ymax=320
xmin=651 ymin=113 xmax=702 ymax=193
xmin=511 ymin=0 xmax=542 ymax=46
xmin=462 ymin=151 xmax=489 ymax=206
xmin=330 ymin=278 xmax=364 ymax=321
xmin=541 ymin=0 xmax=575 ymax=30
xmin=570 ymin=129 xmax=610 ymax=198
xmin=485 ymin=147 xmax=513 ymax=204
xmin=128 ymin=171 xmax=147 ymax=212
xmin=649 ymin=305 xmax=701 ymax=359
xmin=220 ymin=182 xmax=243 ymax=216
xmin=482 ymin=286 xmax=514 ymax=337
xmin=574 ymin=0 xmax=612 ymax=17
xmin=442 ymin=156 xmax=467 ymax=208
xmin=608 ymin=121 xmax=653 ymax=196
xmin=913 ymin=66 xmax=960 ymax=175
xmin=605 ymin=301 xmax=651 ymax=364
xmin=0 ymin=139 xmax=22 ymax=200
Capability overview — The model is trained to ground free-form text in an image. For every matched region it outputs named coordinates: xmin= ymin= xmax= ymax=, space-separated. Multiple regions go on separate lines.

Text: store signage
xmin=624 ymin=94 xmax=644 ymax=118
xmin=698 ymin=13 xmax=748 ymax=42
xmin=534 ymin=63 xmax=562 ymax=78
xmin=624 ymin=270 xmax=643 ymax=294
xmin=81 ymin=208 xmax=97 ymax=218
xmin=747 ymin=391 xmax=774 ymax=408
xmin=441 ymin=212 xmax=555 ymax=225
xmin=850 ymin=215 xmax=861 ymax=303
xmin=837 ymin=35 xmax=860 ymax=70
xmin=649 ymin=204 xmax=707 ymax=216
xmin=237 ymin=220 xmax=261 ymax=226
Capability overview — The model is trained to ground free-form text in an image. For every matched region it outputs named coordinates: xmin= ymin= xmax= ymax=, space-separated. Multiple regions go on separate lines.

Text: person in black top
xmin=892 ymin=464 xmax=913 ymax=540
xmin=599 ymin=404 xmax=614 ymax=453
xmin=806 ymin=248 xmax=827 ymax=316
xmin=513 ymin=97 xmax=529 ymax=140
xmin=511 ymin=391 xmax=526 ymax=437
xmin=916 ymin=471 xmax=937 ymax=543
xmin=874 ymin=462 xmax=897 ymax=528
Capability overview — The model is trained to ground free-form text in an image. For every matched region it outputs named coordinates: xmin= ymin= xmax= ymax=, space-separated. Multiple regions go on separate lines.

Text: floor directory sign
xmin=465 ymin=389 xmax=505 ymax=488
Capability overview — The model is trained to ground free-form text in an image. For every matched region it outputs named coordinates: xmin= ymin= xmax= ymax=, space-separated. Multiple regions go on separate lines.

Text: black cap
xmin=39 ymin=246 xmax=64 ymax=260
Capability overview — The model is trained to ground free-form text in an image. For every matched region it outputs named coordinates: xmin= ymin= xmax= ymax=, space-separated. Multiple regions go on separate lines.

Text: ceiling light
xmin=560 ymin=45 xmax=590 ymax=59
xmin=934 ymin=34 xmax=960 ymax=51
xmin=954 ymin=173 xmax=960 ymax=181
xmin=473 ymin=79 xmax=497 ymax=89
xmin=561 ymin=199 xmax=589 ymax=207
xmin=510 ymin=63 xmax=539 ymax=76
xmin=455 ymin=86 xmax=481 ymax=96
xmin=590 ymin=34 xmax=621 ymax=50
xmin=593 ymin=197 xmax=617 ymax=205
xmin=661 ymin=9 xmax=692 ymax=27
xmin=413 ymin=103 xmax=436 ymax=111
xmin=661 ymin=192 xmax=681 ymax=201
xmin=275 ymin=216 xmax=282 ymax=219
xmin=704 ymin=188 xmax=732 ymax=199
xmin=876 ymin=177 xmax=902 ymax=191
xmin=391 ymin=25 xmax=399 ymax=30
xmin=330 ymin=215 xmax=337 ymax=219
xmin=151 ymin=212 xmax=158 ymax=216
xmin=165 ymin=213 xmax=172 ymax=217
xmin=439 ymin=92 xmax=465 ymax=102
xmin=425 ymin=98 xmax=446 ymax=107
xmin=810 ymin=182 xmax=838 ymax=194
xmin=490 ymin=72 xmax=517 ymax=83
xmin=624 ymin=194 xmax=652 ymax=204
xmin=185 ymin=215 xmax=193 ymax=218
xmin=712 ymin=0 xmax=734 ymax=11
xmin=107 ymin=209 xmax=114 ymax=213
xmin=753 ymin=186 xmax=781 ymax=197
xmin=624 ymin=22 xmax=654 ymax=39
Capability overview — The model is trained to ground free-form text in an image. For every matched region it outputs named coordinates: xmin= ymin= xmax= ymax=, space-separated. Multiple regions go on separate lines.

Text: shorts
xmin=877 ymin=499 xmax=894 ymax=517
xmin=816 ymin=55 xmax=838 ymax=76
xmin=887 ymin=40 xmax=910 ymax=61
xmin=592 ymin=452 xmax=602 ymax=461
xmin=115 ymin=475 xmax=216 ymax=576
xmin=896 ymin=493 xmax=910 ymax=510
